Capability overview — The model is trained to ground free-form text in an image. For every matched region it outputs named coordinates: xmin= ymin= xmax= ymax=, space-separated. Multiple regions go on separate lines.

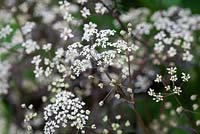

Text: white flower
xmin=102 ymin=115 xmax=108 ymax=122
xmin=181 ymin=73 xmax=190 ymax=82
xmin=44 ymin=91 xmax=90 ymax=134
xmin=154 ymin=42 xmax=164 ymax=53
xmin=165 ymin=85 xmax=170 ymax=91
xmin=44 ymin=67 xmax=52 ymax=77
xmin=34 ymin=66 xmax=44 ymax=78
xmin=167 ymin=47 xmax=177 ymax=57
xmin=154 ymin=74 xmax=162 ymax=83
xmin=60 ymin=28 xmax=74 ymax=41
xmin=167 ymin=67 xmax=177 ymax=75
xmin=192 ymin=104 xmax=199 ymax=110
xmin=115 ymin=115 xmax=121 ymax=120
xmin=82 ymin=22 xmax=97 ymax=41
xmin=0 ymin=25 xmax=13 ymax=39
xmin=95 ymin=3 xmax=108 ymax=15
xmin=22 ymin=22 xmax=35 ymax=34
xmin=154 ymin=31 xmax=166 ymax=40
xmin=170 ymin=75 xmax=178 ymax=82
xmin=164 ymin=102 xmax=172 ymax=109
xmin=196 ymin=120 xmax=200 ymax=126
xmin=22 ymin=39 xmax=40 ymax=54
xmin=31 ymin=55 xmax=42 ymax=65
xmin=182 ymin=51 xmax=193 ymax=61
xmin=127 ymin=88 xmax=132 ymax=93
xmin=182 ymin=42 xmax=191 ymax=50
xmin=176 ymin=106 xmax=183 ymax=114
xmin=81 ymin=7 xmax=90 ymax=18
xmin=42 ymin=43 xmax=52 ymax=51
xmin=148 ymin=88 xmax=155 ymax=96
xmin=190 ymin=95 xmax=197 ymax=101
xmin=153 ymin=93 xmax=163 ymax=102
xmin=133 ymin=22 xmax=152 ymax=35
xmin=91 ymin=124 xmax=96 ymax=129
xmin=172 ymin=86 xmax=181 ymax=95
xmin=125 ymin=120 xmax=130 ymax=127
xmin=114 ymin=94 xmax=120 ymax=99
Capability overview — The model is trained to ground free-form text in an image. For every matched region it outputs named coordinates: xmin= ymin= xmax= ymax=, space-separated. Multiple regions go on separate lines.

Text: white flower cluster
xmin=121 ymin=7 xmax=200 ymax=64
xmin=151 ymin=7 xmax=200 ymax=62
xmin=43 ymin=91 xmax=91 ymax=134
xmin=32 ymin=21 xmax=138 ymax=79
xmin=148 ymin=67 xmax=190 ymax=102
xmin=21 ymin=104 xmax=37 ymax=131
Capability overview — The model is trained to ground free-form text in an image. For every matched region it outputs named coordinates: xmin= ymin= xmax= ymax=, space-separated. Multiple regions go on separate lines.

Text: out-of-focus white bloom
xmin=125 ymin=120 xmax=130 ymax=127
xmin=22 ymin=39 xmax=40 ymax=54
xmin=135 ymin=75 xmax=151 ymax=92
xmin=119 ymin=8 xmax=150 ymax=23
xmin=115 ymin=115 xmax=121 ymax=120
xmin=190 ymin=95 xmax=197 ymax=101
xmin=0 ymin=61 xmax=11 ymax=94
xmin=176 ymin=106 xmax=183 ymax=114
xmin=42 ymin=43 xmax=52 ymax=51
xmin=77 ymin=0 xmax=88 ymax=5
xmin=196 ymin=120 xmax=200 ymax=126
xmin=114 ymin=94 xmax=120 ymax=99
xmin=12 ymin=30 xmax=23 ymax=45
xmin=192 ymin=104 xmax=199 ymax=110
xmin=167 ymin=47 xmax=177 ymax=57
xmin=164 ymin=102 xmax=172 ymax=109
xmin=154 ymin=42 xmax=164 ymax=53
xmin=133 ymin=22 xmax=152 ymax=35
xmin=127 ymin=88 xmax=132 ymax=93
xmin=182 ymin=51 xmax=193 ymax=61
xmin=81 ymin=7 xmax=90 ymax=18
xmin=60 ymin=28 xmax=74 ymax=41
xmin=154 ymin=31 xmax=166 ymax=40
xmin=44 ymin=91 xmax=90 ymax=134
xmin=0 ymin=10 xmax=12 ymax=23
xmin=22 ymin=22 xmax=35 ymax=34
xmin=0 ymin=25 xmax=13 ymax=39
xmin=95 ymin=3 xmax=108 ymax=15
